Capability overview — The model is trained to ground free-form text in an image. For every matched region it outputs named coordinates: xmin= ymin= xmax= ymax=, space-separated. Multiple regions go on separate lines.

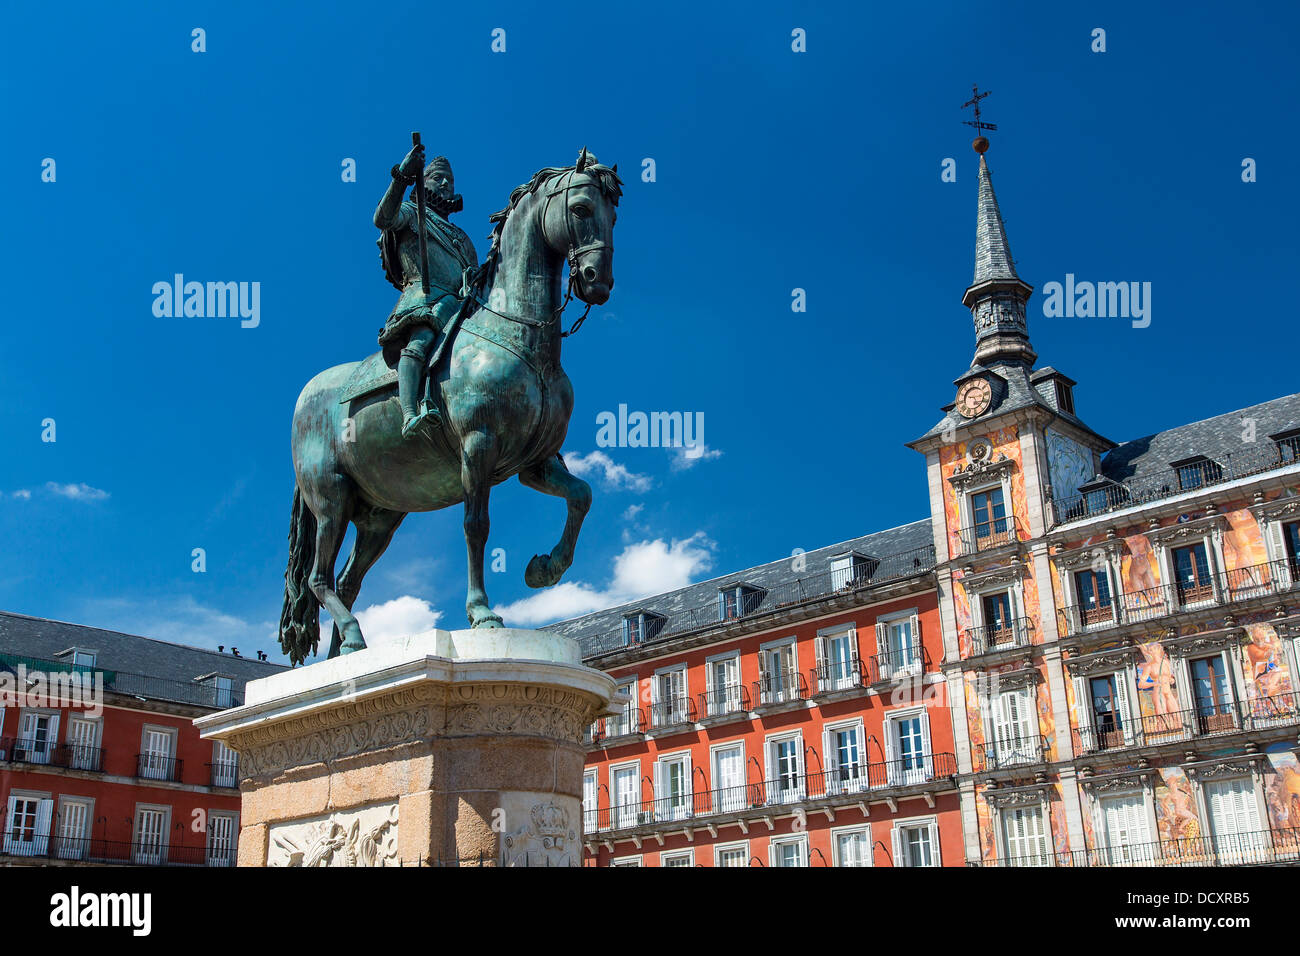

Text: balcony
xmin=698 ymin=684 xmax=750 ymax=721
xmin=583 ymin=753 xmax=958 ymax=837
xmin=208 ymin=761 xmax=240 ymax=788
xmin=867 ymin=643 xmax=927 ymax=686
xmin=600 ymin=707 xmax=646 ymax=742
xmin=809 ymin=658 xmax=868 ymax=698
xmin=1 ymin=737 xmax=105 ymax=772
xmin=989 ymin=827 xmax=1300 ymax=868
xmin=957 ymin=518 xmax=1022 ymax=556
xmin=1051 ymin=435 xmax=1300 ymax=525
xmin=753 ymin=669 xmax=808 ymax=709
xmin=648 ymin=696 xmax=697 ymax=732
xmin=972 ymin=734 xmax=1048 ymax=772
xmin=1058 ymin=558 xmax=1300 ymax=641
xmin=1070 ymin=697 xmax=1300 ymax=757
xmin=0 ymin=834 xmax=237 ymax=867
xmin=136 ymin=753 xmax=184 ymax=783
xmin=965 ymin=617 xmax=1034 ymax=657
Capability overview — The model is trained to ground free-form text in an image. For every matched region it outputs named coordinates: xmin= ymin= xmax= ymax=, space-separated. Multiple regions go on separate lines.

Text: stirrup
xmin=401 ymin=403 xmax=440 ymax=439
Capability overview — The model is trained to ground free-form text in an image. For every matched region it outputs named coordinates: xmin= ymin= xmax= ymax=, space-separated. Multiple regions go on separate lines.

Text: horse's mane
xmin=469 ymin=161 xmax=623 ymax=299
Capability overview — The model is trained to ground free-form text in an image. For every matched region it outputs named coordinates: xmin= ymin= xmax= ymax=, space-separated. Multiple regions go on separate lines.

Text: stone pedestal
xmin=195 ymin=628 xmax=616 ymax=866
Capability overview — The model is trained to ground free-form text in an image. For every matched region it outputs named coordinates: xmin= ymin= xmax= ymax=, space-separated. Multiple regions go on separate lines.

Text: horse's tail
xmin=278 ymin=485 xmax=319 ymax=666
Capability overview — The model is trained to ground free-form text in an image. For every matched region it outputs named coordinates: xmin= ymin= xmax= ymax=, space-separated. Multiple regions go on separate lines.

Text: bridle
xmin=540 ymin=166 xmax=612 ymax=337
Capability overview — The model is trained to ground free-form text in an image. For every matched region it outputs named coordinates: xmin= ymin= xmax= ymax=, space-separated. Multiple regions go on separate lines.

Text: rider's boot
xmin=398 ymin=342 xmax=440 ymax=439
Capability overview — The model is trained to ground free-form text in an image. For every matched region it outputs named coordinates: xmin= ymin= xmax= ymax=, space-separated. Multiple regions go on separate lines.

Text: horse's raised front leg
xmin=461 ymin=429 xmax=504 ymax=628
xmin=518 ymin=454 xmax=592 ymax=589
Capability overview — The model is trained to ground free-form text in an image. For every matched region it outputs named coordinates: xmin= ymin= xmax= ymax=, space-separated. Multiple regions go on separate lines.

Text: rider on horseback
xmin=375 ymin=142 xmax=479 ymax=438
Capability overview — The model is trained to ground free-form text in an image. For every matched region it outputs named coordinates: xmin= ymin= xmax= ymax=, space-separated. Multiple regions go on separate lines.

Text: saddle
xmin=338 ymin=351 xmax=398 ymax=405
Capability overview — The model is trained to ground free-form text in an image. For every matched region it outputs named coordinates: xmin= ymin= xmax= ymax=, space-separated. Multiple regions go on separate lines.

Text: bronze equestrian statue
xmin=278 ymin=142 xmax=621 ymax=665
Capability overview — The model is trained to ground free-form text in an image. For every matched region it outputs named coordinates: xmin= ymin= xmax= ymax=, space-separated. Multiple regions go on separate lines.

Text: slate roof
xmin=1100 ymin=392 xmax=1300 ymax=483
xmin=972 ymin=155 xmax=1019 ymax=286
xmin=0 ymin=610 xmax=285 ymax=706
xmin=546 ymin=518 xmax=935 ymax=660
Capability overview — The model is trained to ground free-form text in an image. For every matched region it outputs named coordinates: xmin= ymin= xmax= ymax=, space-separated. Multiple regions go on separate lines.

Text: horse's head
xmin=540 ymin=148 xmax=622 ymax=305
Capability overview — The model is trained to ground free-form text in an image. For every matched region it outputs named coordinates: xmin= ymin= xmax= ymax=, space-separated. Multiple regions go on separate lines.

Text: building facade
xmin=0 ymin=611 xmax=283 ymax=866
xmin=556 ymin=140 xmax=1300 ymax=866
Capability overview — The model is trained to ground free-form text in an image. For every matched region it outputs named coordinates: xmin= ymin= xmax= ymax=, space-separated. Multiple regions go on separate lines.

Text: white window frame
xmin=757 ymin=636 xmax=799 ymax=705
xmin=704 ymin=650 xmax=743 ymax=717
xmin=582 ymin=769 xmax=599 ymax=833
xmin=206 ymin=809 xmax=238 ymax=867
xmin=66 ymin=715 xmax=102 ymax=771
xmin=608 ymin=679 xmax=639 ymax=737
xmin=4 ymin=789 xmax=54 ymax=857
xmin=764 ymin=730 xmax=805 ymax=804
xmin=1196 ymin=772 xmax=1269 ymax=863
xmin=957 ymin=473 xmax=1016 ymax=551
xmin=16 ymin=708 xmax=60 ymax=764
xmin=822 ymin=717 xmax=867 ymax=795
xmin=814 ymin=623 xmax=860 ymax=691
xmin=650 ymin=664 xmax=689 ymax=728
xmin=1055 ymin=546 xmax=1123 ymax=632
xmin=710 ymin=740 xmax=747 ymax=814
xmin=653 ymin=748 xmax=694 ymax=823
xmin=998 ymin=802 xmax=1052 ymax=867
xmin=891 ymin=814 xmax=941 ymax=867
xmin=1149 ymin=519 xmax=1228 ymax=611
xmin=55 ymin=795 xmax=93 ymax=861
xmin=1069 ymin=658 xmax=1140 ymax=752
xmin=882 ymin=704 xmax=933 ymax=786
xmin=1086 ymin=782 xmax=1158 ymax=866
xmin=979 ymin=681 xmax=1040 ymax=769
xmin=139 ymin=724 xmax=179 ymax=780
xmin=609 ymin=760 xmax=642 ymax=830
xmin=830 ymin=823 xmax=872 ymax=867
xmin=713 ymin=840 xmax=750 ymax=867
xmin=768 ymin=832 xmax=808 ymax=867
xmin=659 ymin=848 xmax=694 ymax=867
xmin=211 ymin=739 xmax=239 ymax=787
xmin=609 ymin=853 xmax=643 ymax=867
xmin=131 ymin=803 xmax=172 ymax=865
xmin=875 ymin=607 xmax=922 ymax=680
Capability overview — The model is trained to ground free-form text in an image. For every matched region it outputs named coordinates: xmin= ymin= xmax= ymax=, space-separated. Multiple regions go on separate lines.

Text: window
xmin=56 ymin=797 xmax=91 ymax=861
xmin=770 ymin=835 xmax=807 ymax=867
xmin=660 ymin=849 xmax=693 ymax=867
xmin=623 ymin=611 xmax=664 ymax=646
xmin=215 ymin=676 xmax=233 ymax=709
xmin=611 ymin=764 xmax=640 ymax=829
xmin=140 ymin=727 xmax=178 ymax=781
xmin=1072 ymin=667 xmax=1136 ymax=752
xmin=884 ymin=709 xmax=932 ymax=785
xmin=1204 ymin=776 xmax=1265 ymax=863
xmin=4 ymin=795 xmax=53 ymax=857
xmin=758 ymin=640 xmax=798 ymax=704
xmin=1090 ymin=675 xmax=1125 ymax=749
xmin=1275 ymin=429 xmax=1300 ymax=463
xmin=1172 ymin=543 xmax=1214 ymax=605
xmin=1074 ymin=568 xmax=1113 ymax=624
xmin=712 ymin=744 xmax=746 ymax=813
xmin=718 ymin=585 xmax=762 ymax=621
xmin=610 ymin=855 xmax=642 ymax=867
xmin=1173 ymin=456 xmax=1223 ymax=491
xmin=652 ymin=667 xmax=688 ymax=727
xmin=1285 ymin=521 xmax=1300 ymax=572
xmin=582 ymin=771 xmax=598 ymax=833
xmin=133 ymin=806 xmax=169 ymax=865
xmin=212 ymin=740 xmax=239 ymax=787
xmin=816 ymin=627 xmax=859 ymax=690
xmin=1001 ymin=805 xmax=1050 ymax=866
xmin=71 ymin=650 xmax=96 ymax=669
xmin=1056 ymin=381 xmax=1075 ymax=415
xmin=989 ymin=687 xmax=1038 ymax=768
xmin=981 ymin=591 xmax=1015 ymax=642
xmin=654 ymin=753 xmax=692 ymax=822
xmin=971 ymin=487 xmax=1009 ymax=543
xmin=207 ymin=812 xmax=237 ymax=867
xmin=1190 ymin=656 xmax=1236 ymax=733
xmin=876 ymin=613 xmax=921 ymax=679
xmin=16 ymin=711 xmax=58 ymax=764
xmin=766 ymin=735 xmax=803 ymax=803
xmin=608 ymin=681 xmax=638 ymax=736
xmin=833 ymin=826 xmax=871 ymax=867
xmin=830 ymin=553 xmax=875 ymax=590
xmin=892 ymin=819 xmax=940 ymax=867
xmin=67 ymin=717 xmax=101 ymax=771
xmin=714 ymin=842 xmax=749 ymax=867
xmin=823 ymin=722 xmax=865 ymax=794
xmin=1099 ymin=793 xmax=1153 ymax=865
xmin=706 ymin=654 xmax=742 ymax=716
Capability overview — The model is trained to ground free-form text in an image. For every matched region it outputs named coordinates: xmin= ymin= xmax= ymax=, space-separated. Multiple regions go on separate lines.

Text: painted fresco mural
xmin=1045 ymin=429 xmax=1093 ymax=502
xmin=1264 ymin=745 xmax=1300 ymax=831
xmin=1154 ymin=768 xmax=1201 ymax=842
xmin=938 ymin=425 xmax=1026 ymax=562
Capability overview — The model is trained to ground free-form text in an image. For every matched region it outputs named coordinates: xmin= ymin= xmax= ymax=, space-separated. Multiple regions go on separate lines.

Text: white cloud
xmin=354 ymin=595 xmax=443 ymax=646
xmin=45 ymin=481 xmax=110 ymax=501
xmin=563 ymin=450 xmax=653 ymax=492
xmin=493 ymin=532 xmax=715 ymax=627
xmin=621 ymin=503 xmax=644 ymax=521
xmin=668 ymin=443 xmax=722 ymax=471
xmin=11 ymin=490 xmax=31 ymax=499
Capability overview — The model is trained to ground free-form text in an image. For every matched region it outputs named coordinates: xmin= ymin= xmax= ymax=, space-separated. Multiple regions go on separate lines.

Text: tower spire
xmin=959 ymin=87 xmax=1036 ymax=368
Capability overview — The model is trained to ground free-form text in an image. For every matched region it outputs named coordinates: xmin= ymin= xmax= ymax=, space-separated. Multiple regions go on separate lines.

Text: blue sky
xmin=1 ymin=1 xmax=1297 ymax=658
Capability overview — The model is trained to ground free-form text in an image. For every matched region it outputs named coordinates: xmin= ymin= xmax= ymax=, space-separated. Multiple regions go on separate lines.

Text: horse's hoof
xmin=340 ymin=622 xmax=367 ymax=654
xmin=525 ymin=554 xmax=551 ymax=589
xmin=469 ymin=610 xmax=504 ymax=629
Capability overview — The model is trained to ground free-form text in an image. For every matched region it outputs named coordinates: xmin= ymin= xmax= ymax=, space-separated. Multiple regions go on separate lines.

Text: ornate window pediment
xmin=1249 ymin=496 xmax=1300 ymax=526
xmin=1053 ymin=539 xmax=1124 ymax=572
xmin=1161 ymin=629 xmax=1246 ymax=660
xmin=984 ymin=784 xmax=1050 ymax=809
xmin=949 ymin=453 xmax=1016 ymax=492
xmin=1184 ymin=754 xmax=1263 ymax=781
xmin=1146 ymin=514 xmax=1226 ymax=548
xmin=960 ymin=562 xmax=1024 ymax=593
xmin=1079 ymin=769 xmax=1153 ymax=795
xmin=1063 ymin=646 xmax=1138 ymax=676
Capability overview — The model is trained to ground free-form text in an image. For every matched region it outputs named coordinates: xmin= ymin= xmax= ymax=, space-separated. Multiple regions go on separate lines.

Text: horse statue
xmin=277 ymin=150 xmax=621 ymax=665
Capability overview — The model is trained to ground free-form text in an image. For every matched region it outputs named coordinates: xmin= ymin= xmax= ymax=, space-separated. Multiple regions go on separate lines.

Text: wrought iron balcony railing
xmin=136 ymin=753 xmax=184 ymax=783
xmin=810 ymin=657 xmax=868 ymax=696
xmin=207 ymin=761 xmax=240 ymax=788
xmin=698 ymin=684 xmax=750 ymax=719
xmin=1 ymin=834 xmax=237 ymax=866
xmin=600 ymin=707 xmax=646 ymax=740
xmin=1058 ymin=559 xmax=1300 ymax=641
xmin=988 ymin=826 xmax=1300 ymax=868
xmin=1051 ymin=435 xmax=1300 ymax=525
xmin=0 ymin=737 xmax=105 ymax=772
xmin=965 ymin=617 xmax=1034 ymax=657
xmin=754 ymin=668 xmax=808 ymax=706
xmin=1073 ymin=701 xmax=1247 ymax=756
xmin=582 ymin=754 xmax=958 ymax=835
xmin=957 ymin=518 xmax=1021 ymax=556
xmin=972 ymin=734 xmax=1048 ymax=772
xmin=868 ymin=642 xmax=927 ymax=684
xmin=649 ymin=695 xmax=696 ymax=729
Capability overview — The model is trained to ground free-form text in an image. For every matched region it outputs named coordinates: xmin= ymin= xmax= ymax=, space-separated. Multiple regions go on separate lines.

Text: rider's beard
xmin=428 ymin=191 xmax=464 ymax=217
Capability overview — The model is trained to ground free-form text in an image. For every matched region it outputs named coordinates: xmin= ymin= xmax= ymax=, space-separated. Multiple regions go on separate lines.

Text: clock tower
xmin=907 ymin=119 xmax=1115 ymax=865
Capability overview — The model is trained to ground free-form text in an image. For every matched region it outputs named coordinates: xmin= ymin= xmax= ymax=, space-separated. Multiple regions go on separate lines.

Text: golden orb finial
xmin=973 ymin=136 xmax=990 ymax=154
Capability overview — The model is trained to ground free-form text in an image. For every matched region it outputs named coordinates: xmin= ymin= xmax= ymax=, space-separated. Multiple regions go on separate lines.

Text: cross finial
xmin=962 ymin=83 xmax=997 ymax=153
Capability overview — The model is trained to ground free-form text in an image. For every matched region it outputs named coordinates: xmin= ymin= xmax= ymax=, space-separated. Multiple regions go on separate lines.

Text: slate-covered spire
xmin=961 ymin=142 xmax=1036 ymax=368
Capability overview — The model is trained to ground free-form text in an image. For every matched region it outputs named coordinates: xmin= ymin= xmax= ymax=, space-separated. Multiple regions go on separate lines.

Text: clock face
xmin=955 ymin=377 xmax=992 ymax=418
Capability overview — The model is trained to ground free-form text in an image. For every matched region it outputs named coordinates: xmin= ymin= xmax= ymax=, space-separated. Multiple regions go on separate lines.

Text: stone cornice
xmin=1078 ymin=768 xmax=1154 ymax=794
xmin=983 ymin=783 xmax=1050 ymax=809
xmin=1052 ymin=537 xmax=1124 ymax=572
xmin=1184 ymin=753 xmax=1265 ymax=780
xmin=1161 ymin=628 xmax=1248 ymax=659
xmin=1063 ymin=646 xmax=1138 ymax=675
xmin=958 ymin=562 xmax=1025 ymax=593
xmin=948 ymin=454 xmax=1016 ymax=492
xmin=1249 ymin=495 xmax=1300 ymax=525
xmin=1146 ymin=513 xmax=1227 ymax=548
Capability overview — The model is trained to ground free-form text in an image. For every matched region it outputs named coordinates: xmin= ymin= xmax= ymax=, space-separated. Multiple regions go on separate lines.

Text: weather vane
xmin=962 ymin=83 xmax=996 ymax=153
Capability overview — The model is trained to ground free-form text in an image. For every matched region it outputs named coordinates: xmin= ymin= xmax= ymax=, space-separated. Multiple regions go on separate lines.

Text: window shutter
xmin=34 ymin=798 xmax=53 ymax=856
xmin=1072 ymin=675 xmax=1094 ymax=743
xmin=3 ymin=797 xmax=18 ymax=854
xmin=928 ymin=821 xmax=942 ymax=867
xmin=920 ymin=714 xmax=933 ymax=778
xmin=822 ymin=728 xmax=834 ymax=779
xmin=882 ymin=718 xmax=896 ymax=766
xmin=1216 ymin=650 xmax=1237 ymax=707
xmin=875 ymin=622 xmax=889 ymax=671
xmin=814 ymin=635 xmax=827 ymax=689
xmin=46 ymin=714 xmax=59 ymax=748
xmin=1265 ymin=521 xmax=1292 ymax=587
xmin=1113 ymin=671 xmax=1136 ymax=744
xmin=891 ymin=825 xmax=905 ymax=867
xmin=908 ymin=613 xmax=920 ymax=646
xmin=20 ymin=712 xmax=35 ymax=742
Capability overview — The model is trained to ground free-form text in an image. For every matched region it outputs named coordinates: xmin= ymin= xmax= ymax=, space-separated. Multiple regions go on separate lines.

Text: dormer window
xmin=1055 ymin=381 xmax=1075 ymax=415
xmin=830 ymin=553 xmax=877 ymax=591
xmin=1171 ymin=456 xmax=1223 ymax=492
xmin=718 ymin=584 xmax=763 ymax=621
xmin=71 ymin=650 xmax=96 ymax=669
xmin=622 ymin=611 xmax=665 ymax=646
xmin=1271 ymin=428 xmax=1300 ymax=463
